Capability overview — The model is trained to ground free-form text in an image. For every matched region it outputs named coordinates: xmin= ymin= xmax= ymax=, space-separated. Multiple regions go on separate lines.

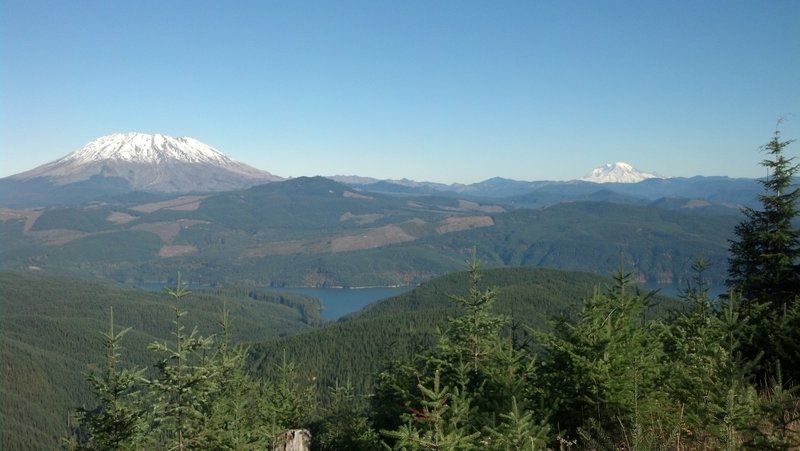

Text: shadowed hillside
xmin=0 ymin=271 xmax=319 ymax=450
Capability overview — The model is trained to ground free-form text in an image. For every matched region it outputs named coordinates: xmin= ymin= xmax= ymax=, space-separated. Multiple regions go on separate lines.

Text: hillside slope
xmin=0 ymin=178 xmax=739 ymax=288
xmin=0 ymin=271 xmax=318 ymax=450
xmin=249 ymin=266 xmax=678 ymax=397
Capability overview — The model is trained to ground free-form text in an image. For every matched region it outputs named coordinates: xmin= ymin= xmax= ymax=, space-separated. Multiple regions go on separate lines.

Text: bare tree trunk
xmin=272 ymin=429 xmax=311 ymax=451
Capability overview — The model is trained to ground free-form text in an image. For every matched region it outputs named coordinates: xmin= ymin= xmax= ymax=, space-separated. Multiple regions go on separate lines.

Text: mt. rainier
xmin=582 ymin=162 xmax=660 ymax=183
xmin=9 ymin=132 xmax=282 ymax=193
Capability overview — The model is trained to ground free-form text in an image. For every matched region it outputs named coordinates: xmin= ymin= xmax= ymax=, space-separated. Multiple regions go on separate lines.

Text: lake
xmin=137 ymin=283 xmax=414 ymax=321
xmin=265 ymin=286 xmax=415 ymax=321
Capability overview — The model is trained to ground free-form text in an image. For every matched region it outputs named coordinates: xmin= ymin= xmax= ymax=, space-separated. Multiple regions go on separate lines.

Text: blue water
xmin=137 ymin=283 xmax=414 ymax=321
xmin=266 ymin=286 xmax=414 ymax=321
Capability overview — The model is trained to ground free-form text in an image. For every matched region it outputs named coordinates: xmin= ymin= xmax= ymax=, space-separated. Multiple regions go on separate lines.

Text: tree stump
xmin=272 ymin=429 xmax=311 ymax=451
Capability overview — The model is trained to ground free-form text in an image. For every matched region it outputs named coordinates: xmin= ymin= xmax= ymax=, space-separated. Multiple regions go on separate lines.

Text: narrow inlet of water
xmin=137 ymin=283 xmax=414 ymax=321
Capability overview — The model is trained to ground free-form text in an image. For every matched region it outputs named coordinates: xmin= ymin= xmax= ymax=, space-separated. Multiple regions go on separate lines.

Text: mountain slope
xmin=2 ymin=133 xmax=282 ymax=206
xmin=13 ymin=176 xmax=498 ymax=286
xmin=249 ymin=266 xmax=679 ymax=398
xmin=0 ymin=174 xmax=739 ymax=288
xmin=416 ymin=201 xmax=739 ymax=286
xmin=0 ymin=270 xmax=319 ymax=450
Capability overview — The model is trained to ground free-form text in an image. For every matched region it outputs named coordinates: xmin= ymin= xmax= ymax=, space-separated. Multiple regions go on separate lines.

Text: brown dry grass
xmin=130 ymin=195 xmax=207 ymax=213
xmin=457 ymin=200 xmax=506 ymax=213
xmin=436 ymin=215 xmax=494 ymax=234
xmin=339 ymin=212 xmax=384 ymax=224
xmin=241 ymin=224 xmax=419 ymax=257
xmin=131 ymin=220 xmax=208 ymax=243
xmin=343 ymin=190 xmax=373 ymax=199
xmin=158 ymin=245 xmax=198 ymax=258
xmin=0 ymin=208 xmax=44 ymax=233
xmin=106 ymin=211 xmax=139 ymax=224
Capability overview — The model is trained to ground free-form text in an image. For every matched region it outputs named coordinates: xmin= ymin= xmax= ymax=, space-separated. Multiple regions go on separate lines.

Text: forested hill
xmin=0 ymin=271 xmax=320 ymax=450
xmin=351 ymin=266 xmax=656 ymax=322
xmin=421 ymin=201 xmax=738 ymax=286
xmin=2 ymin=172 xmax=741 ymax=288
xmin=249 ymin=266 xmax=679 ymax=396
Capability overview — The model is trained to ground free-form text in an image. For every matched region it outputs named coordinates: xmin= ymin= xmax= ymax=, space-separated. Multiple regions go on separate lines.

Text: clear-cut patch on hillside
xmin=339 ymin=212 xmax=384 ymax=224
xmin=436 ymin=215 xmax=494 ymax=234
xmin=329 ymin=225 xmax=416 ymax=251
xmin=158 ymin=245 xmax=198 ymax=258
xmin=107 ymin=211 xmax=139 ymax=224
xmin=130 ymin=195 xmax=207 ymax=213
xmin=343 ymin=190 xmax=373 ymax=199
xmin=131 ymin=220 xmax=208 ymax=243
xmin=457 ymin=200 xmax=506 ymax=213
xmin=0 ymin=208 xmax=30 ymax=221
xmin=29 ymin=229 xmax=88 ymax=246
xmin=0 ymin=208 xmax=43 ymax=233
xmin=241 ymin=224 xmax=420 ymax=257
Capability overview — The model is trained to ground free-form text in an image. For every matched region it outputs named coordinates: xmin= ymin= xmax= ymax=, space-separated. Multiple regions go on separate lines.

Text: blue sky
xmin=2 ymin=1 xmax=798 ymax=184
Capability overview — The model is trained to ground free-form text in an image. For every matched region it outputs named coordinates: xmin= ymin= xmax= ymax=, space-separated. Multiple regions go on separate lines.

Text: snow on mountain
xmin=10 ymin=132 xmax=282 ymax=192
xmin=63 ymin=133 xmax=233 ymax=165
xmin=581 ymin=162 xmax=660 ymax=184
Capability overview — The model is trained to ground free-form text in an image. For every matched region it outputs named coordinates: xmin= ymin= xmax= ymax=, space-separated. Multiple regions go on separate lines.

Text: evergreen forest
xmin=2 ymin=131 xmax=798 ymax=449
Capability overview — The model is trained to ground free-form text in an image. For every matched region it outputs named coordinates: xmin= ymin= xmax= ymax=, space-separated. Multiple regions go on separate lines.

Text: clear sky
xmin=2 ymin=1 xmax=798 ymax=184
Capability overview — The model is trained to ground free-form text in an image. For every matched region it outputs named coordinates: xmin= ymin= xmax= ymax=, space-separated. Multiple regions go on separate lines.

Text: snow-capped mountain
xmin=9 ymin=132 xmax=282 ymax=193
xmin=581 ymin=162 xmax=660 ymax=184
xmin=62 ymin=133 xmax=235 ymax=165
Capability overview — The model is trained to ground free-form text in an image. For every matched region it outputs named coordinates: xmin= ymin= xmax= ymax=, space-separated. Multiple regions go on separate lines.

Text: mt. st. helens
xmin=5 ymin=133 xmax=281 ymax=203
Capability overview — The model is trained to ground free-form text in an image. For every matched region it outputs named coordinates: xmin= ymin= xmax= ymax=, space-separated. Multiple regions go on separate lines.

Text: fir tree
xmin=204 ymin=306 xmax=270 ymax=449
xmin=534 ymin=269 xmax=666 ymax=445
xmin=484 ymin=397 xmax=550 ymax=451
xmin=377 ymin=255 xmax=548 ymax=449
xmin=726 ymin=126 xmax=800 ymax=381
xmin=315 ymin=381 xmax=381 ymax=451
xmin=660 ymin=263 xmax=770 ymax=448
xmin=380 ymin=371 xmax=481 ymax=451
xmin=438 ymin=254 xmax=507 ymax=374
xmin=727 ymin=126 xmax=800 ymax=308
xmin=68 ymin=307 xmax=145 ymax=450
xmin=145 ymin=273 xmax=218 ymax=450
xmin=257 ymin=350 xmax=317 ymax=442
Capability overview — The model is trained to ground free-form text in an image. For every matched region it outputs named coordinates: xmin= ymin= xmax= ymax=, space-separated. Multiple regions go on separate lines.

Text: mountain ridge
xmin=0 ymin=132 xmax=769 ymax=209
xmin=6 ymin=132 xmax=282 ymax=196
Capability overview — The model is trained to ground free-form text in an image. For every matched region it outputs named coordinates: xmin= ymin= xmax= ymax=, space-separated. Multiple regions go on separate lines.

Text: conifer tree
xmin=438 ymin=255 xmax=507 ymax=374
xmin=726 ymin=126 xmax=799 ymax=380
xmin=68 ymin=307 xmax=145 ymax=450
xmin=315 ymin=381 xmax=381 ymax=451
xmin=377 ymin=255 xmax=548 ymax=449
xmin=660 ymin=263 xmax=768 ymax=448
xmin=380 ymin=371 xmax=481 ymax=451
xmin=256 ymin=350 xmax=317 ymax=441
xmin=145 ymin=273 xmax=218 ymax=450
xmin=484 ymin=397 xmax=550 ymax=450
xmin=205 ymin=307 xmax=270 ymax=449
xmin=534 ymin=269 xmax=665 ymax=445
xmin=727 ymin=126 xmax=799 ymax=308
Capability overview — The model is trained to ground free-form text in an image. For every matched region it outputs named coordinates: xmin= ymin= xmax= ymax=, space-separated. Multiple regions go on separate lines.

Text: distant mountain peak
xmin=582 ymin=162 xmax=659 ymax=183
xmin=9 ymin=132 xmax=282 ymax=193
xmin=63 ymin=132 xmax=234 ymax=165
